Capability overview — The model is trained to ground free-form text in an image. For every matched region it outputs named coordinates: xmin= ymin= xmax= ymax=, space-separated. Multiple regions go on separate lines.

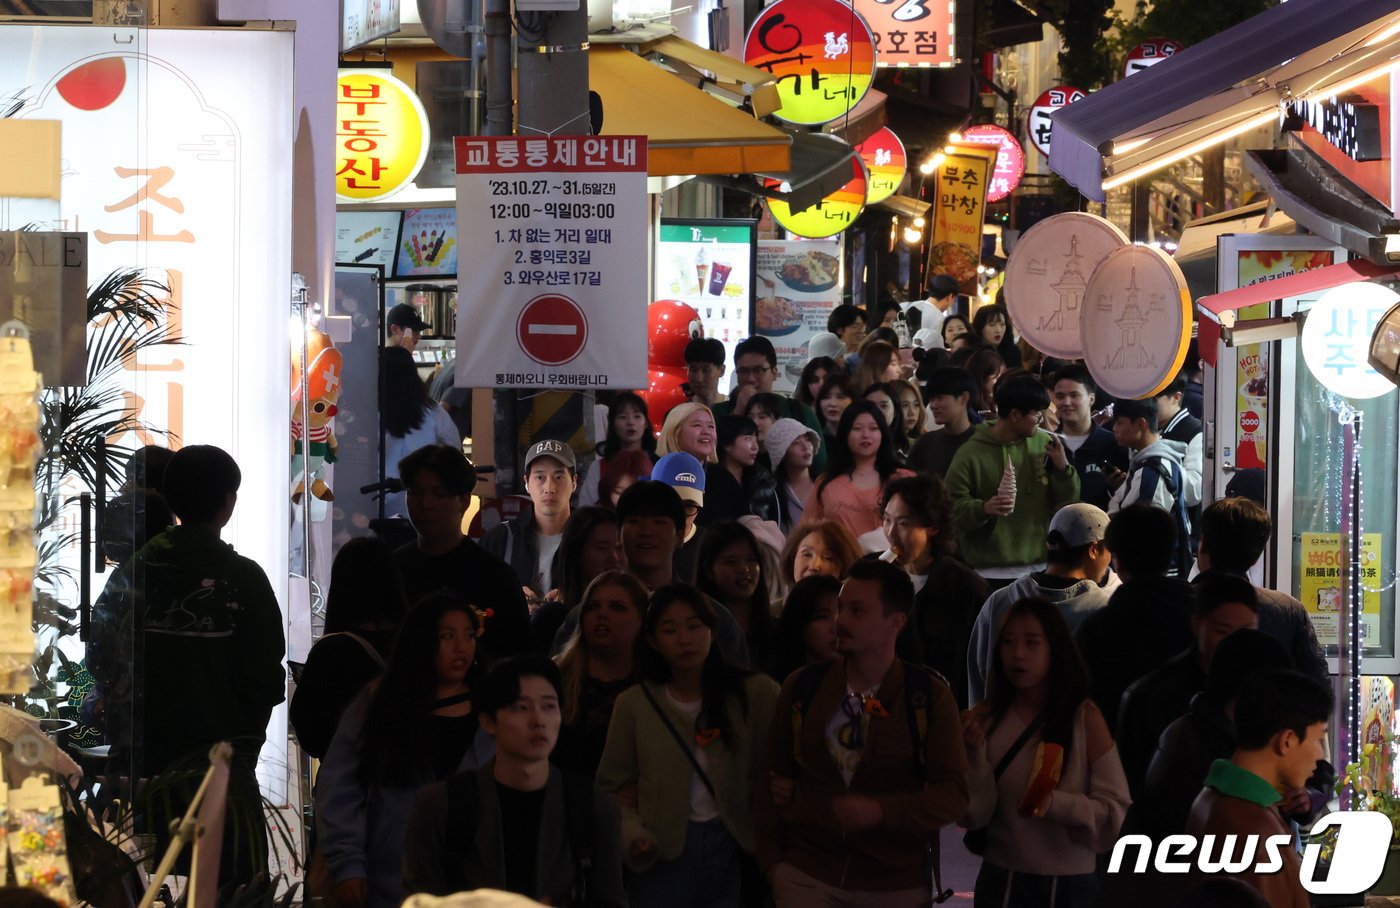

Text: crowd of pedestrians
xmin=93 ymin=284 xmax=1336 ymax=908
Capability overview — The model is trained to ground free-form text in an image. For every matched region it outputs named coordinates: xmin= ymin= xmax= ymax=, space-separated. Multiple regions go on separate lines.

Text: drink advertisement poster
xmin=656 ymin=219 xmax=757 ymax=392
xmin=755 ymin=239 xmax=843 ymax=393
xmin=1233 ymin=249 xmax=1335 ymax=469
xmin=455 ymin=136 xmax=648 ymax=389
xmin=1299 ymin=532 xmax=1382 ymax=647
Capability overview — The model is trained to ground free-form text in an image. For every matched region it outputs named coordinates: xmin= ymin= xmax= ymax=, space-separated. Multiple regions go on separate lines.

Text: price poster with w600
xmin=455 ymin=135 xmax=648 ymax=389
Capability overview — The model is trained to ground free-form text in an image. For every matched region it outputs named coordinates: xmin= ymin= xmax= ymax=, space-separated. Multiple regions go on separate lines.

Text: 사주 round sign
xmin=744 ymin=0 xmax=876 ymax=126
xmin=1301 ymin=281 xmax=1400 ymax=399
xmin=1079 ymin=244 xmax=1192 ymax=400
xmin=1004 ymin=212 xmax=1128 ymax=360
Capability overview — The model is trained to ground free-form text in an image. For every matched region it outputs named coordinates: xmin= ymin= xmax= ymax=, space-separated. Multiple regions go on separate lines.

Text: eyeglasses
xmin=682 ymin=502 xmax=701 ymax=516
xmin=735 ymin=365 xmax=774 ymax=379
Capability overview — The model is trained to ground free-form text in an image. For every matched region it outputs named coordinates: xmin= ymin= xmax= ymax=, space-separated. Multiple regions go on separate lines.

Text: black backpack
xmin=443 ymin=768 xmax=596 ymax=906
xmin=788 ymin=660 xmax=955 ymax=904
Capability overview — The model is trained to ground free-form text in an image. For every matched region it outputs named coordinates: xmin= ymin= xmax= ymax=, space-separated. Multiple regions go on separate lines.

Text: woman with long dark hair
xmin=795 ymin=356 xmax=839 ymax=409
xmin=534 ymin=506 xmax=624 ymax=653
xmin=973 ymin=302 xmax=1022 ymax=368
xmin=553 ymin=570 xmax=649 ymax=778
xmin=580 ymin=392 xmax=658 ymax=507
xmin=813 ymin=373 xmax=856 ymax=455
xmin=961 ymin=598 xmax=1128 ymax=907
xmin=696 ymin=522 xmax=773 ymax=668
xmin=862 ymin=381 xmax=911 ymax=463
xmin=962 ymin=346 xmax=1006 ymax=418
xmin=381 ymin=346 xmax=459 ymax=516
xmin=291 ymin=537 xmax=407 ymax=759
xmin=316 ymin=593 xmax=495 ymax=908
xmin=802 ymin=400 xmax=913 ymax=549
xmin=766 ymin=573 xmax=840 ymax=683
xmin=854 ymin=340 xmax=902 ymax=393
xmin=597 ymin=584 xmax=779 ymax=908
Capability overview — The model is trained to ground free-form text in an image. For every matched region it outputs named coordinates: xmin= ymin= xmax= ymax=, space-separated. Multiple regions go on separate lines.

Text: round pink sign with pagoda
xmin=1003 ymin=212 xmax=1127 ymax=360
xmin=1080 ymin=244 xmax=1192 ymax=400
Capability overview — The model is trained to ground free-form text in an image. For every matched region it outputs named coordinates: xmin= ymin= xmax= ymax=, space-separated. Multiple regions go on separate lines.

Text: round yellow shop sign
xmin=335 ymin=69 xmax=430 ymax=202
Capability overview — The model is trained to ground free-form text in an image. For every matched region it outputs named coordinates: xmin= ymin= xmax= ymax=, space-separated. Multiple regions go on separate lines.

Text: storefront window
xmin=1292 ymin=359 xmax=1399 ymax=660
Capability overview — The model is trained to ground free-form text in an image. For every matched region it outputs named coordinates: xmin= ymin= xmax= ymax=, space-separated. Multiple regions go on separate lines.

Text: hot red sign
xmin=1027 ymin=86 xmax=1087 ymax=160
xmin=517 ymin=293 xmax=589 ymax=366
xmin=959 ymin=125 xmax=1024 ymax=202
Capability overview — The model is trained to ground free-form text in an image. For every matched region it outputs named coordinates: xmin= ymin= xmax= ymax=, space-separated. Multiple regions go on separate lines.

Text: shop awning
xmin=826 ymin=89 xmax=888 ymax=148
xmin=875 ymin=194 xmax=931 ymax=221
xmin=1174 ymin=201 xmax=1298 ymax=301
xmin=1195 ymin=258 xmax=1400 ymax=366
xmin=589 ymin=46 xmax=792 ymax=177
xmin=1048 ymin=0 xmax=1400 ymax=201
xmin=753 ymin=132 xmax=860 ymax=212
xmin=639 ymin=35 xmax=783 ymax=118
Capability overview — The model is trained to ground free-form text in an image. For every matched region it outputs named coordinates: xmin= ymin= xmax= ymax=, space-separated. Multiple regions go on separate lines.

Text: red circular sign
xmin=517 ymin=294 xmax=588 ymax=366
xmin=1027 ymin=85 xmax=1087 ymax=159
xmin=960 ymin=125 xmax=1025 ymax=202
xmin=1124 ymin=38 xmax=1184 ymax=79
xmin=743 ymin=0 xmax=876 ymax=126
xmin=1240 ymin=411 xmax=1260 ymax=434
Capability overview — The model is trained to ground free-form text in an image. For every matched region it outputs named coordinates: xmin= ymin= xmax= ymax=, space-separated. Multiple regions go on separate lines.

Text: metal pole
xmin=1339 ymin=408 xmax=1363 ymax=808
xmin=515 ymin=1 xmax=591 ymax=138
xmin=484 ymin=0 xmax=514 ymax=136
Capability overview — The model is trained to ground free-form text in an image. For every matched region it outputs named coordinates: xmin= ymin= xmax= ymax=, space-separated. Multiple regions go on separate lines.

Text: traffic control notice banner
xmin=454 ymin=135 xmax=648 ymax=389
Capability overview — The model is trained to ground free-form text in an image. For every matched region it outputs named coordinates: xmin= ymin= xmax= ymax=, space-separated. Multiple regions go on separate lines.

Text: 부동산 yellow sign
xmin=336 ymin=69 xmax=430 ymax=202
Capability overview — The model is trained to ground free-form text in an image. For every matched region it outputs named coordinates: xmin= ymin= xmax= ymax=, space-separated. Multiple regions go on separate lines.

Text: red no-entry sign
xmin=517 ymin=293 xmax=588 ymax=366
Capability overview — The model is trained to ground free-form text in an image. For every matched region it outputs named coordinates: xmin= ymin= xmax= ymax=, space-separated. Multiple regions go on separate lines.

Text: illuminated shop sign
xmin=335 ymin=69 xmax=430 ymax=202
xmin=1284 ymin=95 xmax=1383 ymax=163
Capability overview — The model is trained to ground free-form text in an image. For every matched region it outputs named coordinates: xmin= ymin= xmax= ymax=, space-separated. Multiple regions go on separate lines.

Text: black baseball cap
xmin=387 ymin=303 xmax=431 ymax=333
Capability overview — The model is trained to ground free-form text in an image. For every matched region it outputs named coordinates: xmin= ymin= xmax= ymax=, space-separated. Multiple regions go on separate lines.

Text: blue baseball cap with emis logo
xmin=651 ymin=452 xmax=705 ymax=507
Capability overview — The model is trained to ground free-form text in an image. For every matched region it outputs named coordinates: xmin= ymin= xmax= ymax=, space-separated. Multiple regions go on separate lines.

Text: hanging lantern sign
xmin=1027 ymin=85 xmax=1086 ymax=160
xmin=855 ymin=127 xmax=906 ymax=205
xmin=1079 ymin=243 xmax=1192 ymax=400
xmin=1123 ymin=38 xmax=1184 ymax=79
xmin=744 ymin=0 xmax=877 ymax=126
xmin=336 ymin=69 xmax=430 ymax=201
xmin=959 ymin=125 xmax=1024 ymax=202
xmin=1301 ymin=282 xmax=1400 ymax=400
xmin=766 ymin=156 xmax=868 ymax=239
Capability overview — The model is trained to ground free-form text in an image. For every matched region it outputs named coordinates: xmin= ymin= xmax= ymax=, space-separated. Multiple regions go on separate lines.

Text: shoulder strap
xmin=789 ymin=661 xmax=834 ymax=768
xmin=561 ymin=770 xmax=594 ymax=906
xmin=639 ymin=684 xmax=718 ymax=799
xmin=444 ymin=772 xmax=479 ymax=893
xmin=319 ymin=631 xmax=387 ymax=668
xmin=993 ymin=713 xmax=1045 ymax=780
xmin=900 ymin=662 xmax=939 ymax=776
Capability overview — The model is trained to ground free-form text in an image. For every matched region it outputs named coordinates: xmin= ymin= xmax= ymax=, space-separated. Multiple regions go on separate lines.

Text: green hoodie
xmin=944 ymin=422 xmax=1080 ymax=571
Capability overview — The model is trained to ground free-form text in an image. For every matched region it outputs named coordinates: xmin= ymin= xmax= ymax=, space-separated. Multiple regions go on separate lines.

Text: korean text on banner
xmin=454 ymin=136 xmax=648 ymax=390
xmin=929 ymin=150 xmax=990 ymax=295
xmin=1300 ymin=532 xmax=1384 ymax=647
xmin=756 ymin=239 xmax=843 ymax=391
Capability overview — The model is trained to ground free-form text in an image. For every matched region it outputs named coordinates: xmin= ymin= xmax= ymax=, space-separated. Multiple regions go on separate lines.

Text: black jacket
xmin=395 ymin=538 xmax=533 ymax=660
xmin=480 ymin=505 xmax=564 ymax=596
xmin=1161 ymin=408 xmax=1202 ymax=443
xmin=1141 ymin=692 xmax=1234 ymax=838
xmin=892 ymin=555 xmax=990 ymax=710
xmin=1065 ymin=424 xmax=1129 ymax=510
xmin=1075 ymin=575 xmax=1195 ymax=736
xmin=1192 ymin=571 xmax=1328 ymax=684
xmin=1116 ymin=648 xmax=1206 ymax=799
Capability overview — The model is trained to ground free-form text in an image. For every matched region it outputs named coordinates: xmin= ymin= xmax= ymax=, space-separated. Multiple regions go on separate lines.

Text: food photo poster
xmin=756 ymin=239 xmax=844 ymax=392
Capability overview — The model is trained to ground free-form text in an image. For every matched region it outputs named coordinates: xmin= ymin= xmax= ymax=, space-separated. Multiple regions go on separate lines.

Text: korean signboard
xmin=855 ymin=127 xmax=906 ymax=205
xmin=1231 ymin=248 xmax=1335 ymax=470
xmin=1300 ymin=281 xmax=1400 ymax=400
xmin=334 ymin=210 xmax=401 ymax=272
xmin=959 ymin=125 xmax=1024 ymax=202
xmin=342 ymin=0 xmax=401 ymax=52
xmin=755 ymin=239 xmax=843 ymax=392
xmin=1301 ymin=532 xmax=1384 ymax=647
xmin=335 ymin=69 xmax=429 ymax=202
xmin=1123 ymin=38 xmax=1182 ymax=79
xmin=455 ymin=136 xmax=648 ymax=390
xmin=656 ymin=220 xmax=758 ymax=392
xmin=766 ymin=156 xmax=868 ymax=239
xmin=852 ymin=0 xmax=954 ymax=68
xmin=1027 ymin=85 xmax=1087 ymax=159
xmin=928 ymin=150 xmax=989 ymax=294
xmin=743 ymin=0 xmax=876 ymax=126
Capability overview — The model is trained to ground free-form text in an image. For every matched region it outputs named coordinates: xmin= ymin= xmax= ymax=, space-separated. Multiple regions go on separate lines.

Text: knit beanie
xmin=765 ymin=417 xmax=820 ymax=468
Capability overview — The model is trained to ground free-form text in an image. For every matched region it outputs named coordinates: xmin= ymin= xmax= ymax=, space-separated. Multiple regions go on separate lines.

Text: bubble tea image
xmin=708 ymin=260 xmax=734 ymax=295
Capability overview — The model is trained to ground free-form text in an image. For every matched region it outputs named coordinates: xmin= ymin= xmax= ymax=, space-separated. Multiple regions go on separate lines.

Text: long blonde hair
xmin=555 ymin=570 xmax=650 ymax=724
xmin=656 ymin=401 xmax=718 ymax=463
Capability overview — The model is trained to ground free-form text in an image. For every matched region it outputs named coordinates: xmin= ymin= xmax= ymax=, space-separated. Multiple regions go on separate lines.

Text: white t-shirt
xmin=536 ymin=532 xmax=562 ymax=593
xmin=1061 ymin=431 xmax=1091 ymax=454
xmin=666 ymin=690 xmax=720 ymax=821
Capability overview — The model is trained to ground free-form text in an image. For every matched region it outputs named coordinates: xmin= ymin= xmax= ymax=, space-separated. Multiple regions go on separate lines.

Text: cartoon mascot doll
xmin=291 ymin=329 xmax=343 ymax=520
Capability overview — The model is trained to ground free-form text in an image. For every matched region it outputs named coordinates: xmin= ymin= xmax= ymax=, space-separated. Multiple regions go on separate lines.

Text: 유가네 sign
xmin=855 ymin=127 xmax=906 ymax=205
xmin=744 ymin=0 xmax=876 ymax=126
xmin=455 ymin=136 xmax=648 ymax=390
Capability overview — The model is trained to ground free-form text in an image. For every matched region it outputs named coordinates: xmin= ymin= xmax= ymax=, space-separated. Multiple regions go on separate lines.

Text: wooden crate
xmin=92 ymin=0 xmax=217 ymax=25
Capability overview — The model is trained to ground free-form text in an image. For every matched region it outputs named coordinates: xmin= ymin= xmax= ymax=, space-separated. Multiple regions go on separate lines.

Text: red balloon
xmin=642 ymin=367 xmax=689 ymax=434
xmin=56 ymin=57 xmax=127 ymax=111
xmin=648 ymin=300 xmax=703 ymax=370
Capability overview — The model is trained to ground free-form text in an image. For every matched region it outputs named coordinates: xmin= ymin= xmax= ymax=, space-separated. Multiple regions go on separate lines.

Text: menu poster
xmin=396 ymin=207 xmax=459 ymax=278
xmin=335 ymin=210 xmax=401 ymax=271
xmin=655 ymin=219 xmax=757 ymax=392
xmin=1300 ymin=532 xmax=1383 ymax=647
xmin=755 ymin=239 xmax=843 ymax=393
xmin=1233 ymin=249 xmax=1335 ymax=470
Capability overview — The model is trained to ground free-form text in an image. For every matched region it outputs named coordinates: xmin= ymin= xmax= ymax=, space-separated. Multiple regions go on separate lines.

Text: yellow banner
xmin=929 ymin=146 xmax=994 ymax=295
xmin=1300 ymin=532 xmax=1383 ymax=647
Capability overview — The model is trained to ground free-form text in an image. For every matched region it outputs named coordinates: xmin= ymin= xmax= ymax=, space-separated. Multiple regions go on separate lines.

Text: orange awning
xmin=590 ymin=46 xmax=791 ymax=177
